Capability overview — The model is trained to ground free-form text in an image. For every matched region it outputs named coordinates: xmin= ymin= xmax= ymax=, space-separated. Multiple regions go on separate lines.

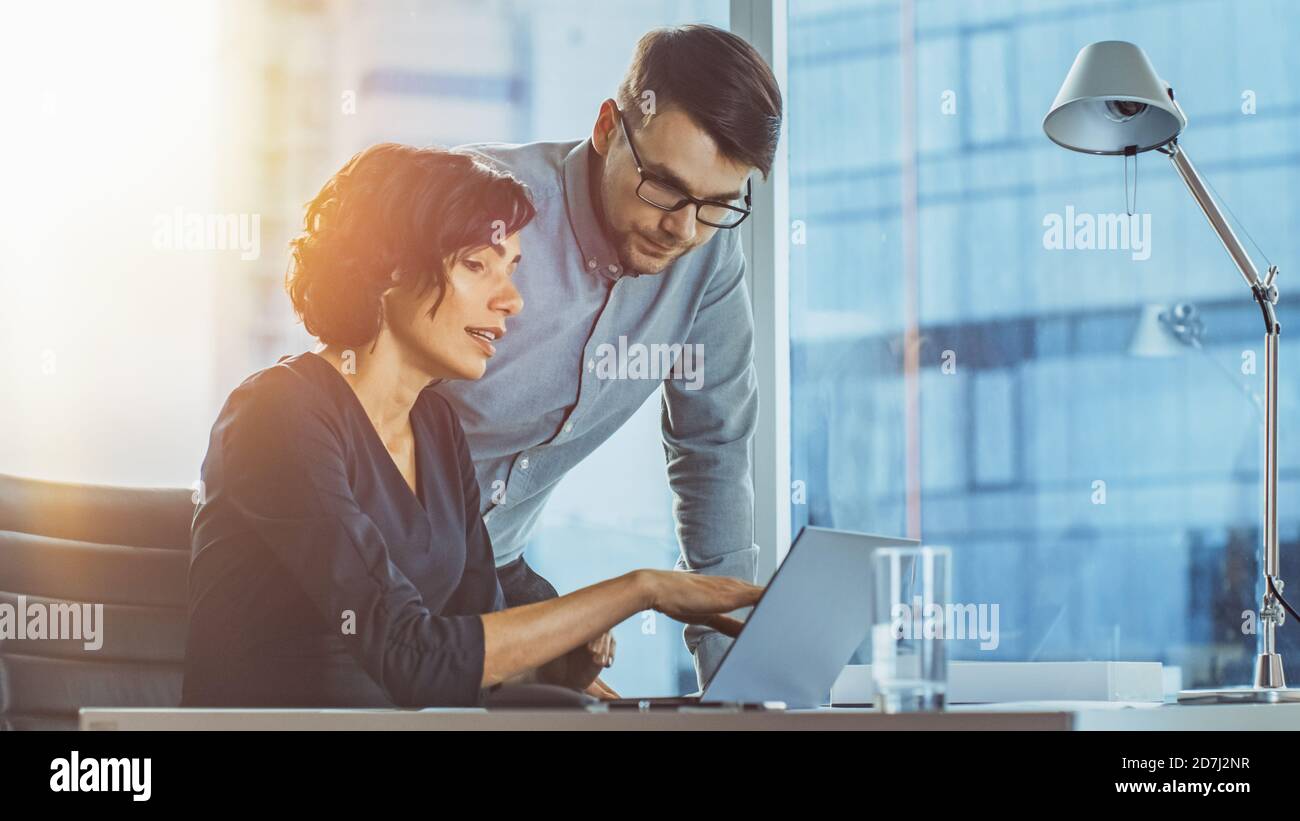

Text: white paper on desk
xmin=831 ymin=661 xmax=1164 ymax=704
xmin=947 ymin=700 xmax=1164 ymax=712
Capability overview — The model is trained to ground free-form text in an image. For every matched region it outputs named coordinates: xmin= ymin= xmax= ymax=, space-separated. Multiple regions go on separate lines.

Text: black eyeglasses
xmin=617 ymin=110 xmax=752 ymax=229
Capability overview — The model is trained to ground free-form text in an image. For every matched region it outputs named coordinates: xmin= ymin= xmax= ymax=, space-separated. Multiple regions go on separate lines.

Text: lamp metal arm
xmin=1160 ymin=137 xmax=1285 ymax=688
xmin=1160 ymin=139 xmax=1267 ymax=292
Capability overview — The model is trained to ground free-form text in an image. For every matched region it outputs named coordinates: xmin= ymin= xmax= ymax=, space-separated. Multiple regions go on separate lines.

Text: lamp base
xmin=1255 ymin=651 xmax=1286 ymax=688
xmin=1177 ymin=687 xmax=1300 ymax=705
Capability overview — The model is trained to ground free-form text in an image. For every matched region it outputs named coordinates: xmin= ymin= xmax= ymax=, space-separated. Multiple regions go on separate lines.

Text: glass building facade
xmin=788 ymin=0 xmax=1300 ymax=688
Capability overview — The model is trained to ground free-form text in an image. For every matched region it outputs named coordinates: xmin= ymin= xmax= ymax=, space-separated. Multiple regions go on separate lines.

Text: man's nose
xmin=661 ymin=205 xmax=697 ymax=243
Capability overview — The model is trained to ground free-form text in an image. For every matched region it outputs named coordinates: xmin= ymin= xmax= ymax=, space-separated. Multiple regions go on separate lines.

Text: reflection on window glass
xmin=789 ymin=0 xmax=1298 ymax=688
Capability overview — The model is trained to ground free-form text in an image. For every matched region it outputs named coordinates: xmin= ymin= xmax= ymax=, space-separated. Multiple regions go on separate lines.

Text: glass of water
xmin=871 ymin=546 xmax=951 ymax=712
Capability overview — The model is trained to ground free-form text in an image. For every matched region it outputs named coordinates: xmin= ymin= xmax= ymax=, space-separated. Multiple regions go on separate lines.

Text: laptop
xmin=606 ymin=526 xmax=919 ymax=710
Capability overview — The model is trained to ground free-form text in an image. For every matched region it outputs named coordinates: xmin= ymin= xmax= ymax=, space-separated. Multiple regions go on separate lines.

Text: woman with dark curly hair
xmin=181 ymin=144 xmax=760 ymax=707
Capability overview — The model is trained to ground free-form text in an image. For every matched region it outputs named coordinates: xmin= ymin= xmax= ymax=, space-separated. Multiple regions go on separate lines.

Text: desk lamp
xmin=1043 ymin=40 xmax=1293 ymax=703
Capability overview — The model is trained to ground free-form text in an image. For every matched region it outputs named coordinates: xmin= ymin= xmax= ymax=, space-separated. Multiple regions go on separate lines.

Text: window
xmin=787 ymin=0 xmax=1299 ymax=686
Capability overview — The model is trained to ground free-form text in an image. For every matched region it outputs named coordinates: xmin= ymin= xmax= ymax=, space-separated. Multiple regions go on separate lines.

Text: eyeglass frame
xmin=616 ymin=109 xmax=752 ymax=229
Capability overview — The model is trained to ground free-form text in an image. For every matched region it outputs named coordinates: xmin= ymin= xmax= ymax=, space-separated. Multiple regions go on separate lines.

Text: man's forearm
xmin=665 ymin=439 xmax=758 ymax=685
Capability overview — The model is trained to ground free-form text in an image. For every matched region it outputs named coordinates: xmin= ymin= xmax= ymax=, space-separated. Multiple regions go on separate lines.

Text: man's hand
xmin=584 ymin=676 xmax=620 ymax=700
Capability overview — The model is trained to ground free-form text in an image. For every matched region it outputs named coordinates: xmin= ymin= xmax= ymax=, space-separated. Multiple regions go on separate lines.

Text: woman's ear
xmin=377 ymin=270 xmax=403 ymax=309
xmin=377 ymin=270 xmax=411 ymax=330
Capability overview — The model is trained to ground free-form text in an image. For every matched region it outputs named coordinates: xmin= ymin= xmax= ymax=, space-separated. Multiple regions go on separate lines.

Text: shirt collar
xmin=562 ymin=139 xmax=627 ymax=281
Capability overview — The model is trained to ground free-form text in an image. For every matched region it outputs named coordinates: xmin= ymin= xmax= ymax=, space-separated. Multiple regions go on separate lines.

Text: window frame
xmin=730 ymin=0 xmax=792 ymax=579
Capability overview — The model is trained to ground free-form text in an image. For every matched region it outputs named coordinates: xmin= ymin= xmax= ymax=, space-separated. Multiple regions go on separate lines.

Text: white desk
xmin=76 ymin=701 xmax=1300 ymax=731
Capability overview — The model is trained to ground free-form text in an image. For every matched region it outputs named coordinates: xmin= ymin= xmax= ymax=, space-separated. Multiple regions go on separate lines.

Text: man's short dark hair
xmin=616 ymin=24 xmax=783 ymax=178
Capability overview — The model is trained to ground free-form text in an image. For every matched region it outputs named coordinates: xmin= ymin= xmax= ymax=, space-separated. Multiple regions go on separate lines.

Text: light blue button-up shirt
xmin=434 ymin=138 xmax=758 ymax=684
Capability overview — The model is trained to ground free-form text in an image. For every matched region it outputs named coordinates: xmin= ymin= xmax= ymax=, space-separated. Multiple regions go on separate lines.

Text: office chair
xmin=0 ymin=473 xmax=194 ymax=730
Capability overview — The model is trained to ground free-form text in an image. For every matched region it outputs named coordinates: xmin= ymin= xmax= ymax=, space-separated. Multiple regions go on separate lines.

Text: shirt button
xmin=587 ymin=258 xmax=597 ymax=270
xmin=607 ymin=263 xmax=619 ymax=274
xmin=520 ymin=457 xmax=530 ymax=470
xmin=563 ymin=422 xmax=573 ymax=433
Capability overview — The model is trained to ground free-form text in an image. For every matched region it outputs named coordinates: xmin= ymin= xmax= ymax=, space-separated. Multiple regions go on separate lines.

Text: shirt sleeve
xmin=660 ymin=232 xmax=760 ymax=684
xmin=213 ymin=369 xmax=489 ymax=708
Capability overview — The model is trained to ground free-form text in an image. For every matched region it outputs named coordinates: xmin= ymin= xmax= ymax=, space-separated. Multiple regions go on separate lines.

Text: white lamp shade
xmin=1043 ymin=40 xmax=1186 ymax=154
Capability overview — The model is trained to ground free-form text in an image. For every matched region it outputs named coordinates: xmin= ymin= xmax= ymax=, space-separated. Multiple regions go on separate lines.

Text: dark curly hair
xmin=286 ymin=143 xmax=535 ymax=347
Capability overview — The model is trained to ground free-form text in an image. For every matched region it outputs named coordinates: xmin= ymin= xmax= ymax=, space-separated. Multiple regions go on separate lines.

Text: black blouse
xmin=182 ymin=351 xmax=505 ymax=708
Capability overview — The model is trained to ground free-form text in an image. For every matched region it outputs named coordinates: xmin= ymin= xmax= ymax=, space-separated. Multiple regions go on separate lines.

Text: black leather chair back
xmin=0 ymin=473 xmax=194 ymax=730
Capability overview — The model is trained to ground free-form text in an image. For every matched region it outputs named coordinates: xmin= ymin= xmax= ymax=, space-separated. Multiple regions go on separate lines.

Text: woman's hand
xmin=479 ymin=570 xmax=760 ymax=690
xmin=636 ymin=569 xmax=764 ymax=636
xmin=538 ymin=630 xmax=616 ymax=692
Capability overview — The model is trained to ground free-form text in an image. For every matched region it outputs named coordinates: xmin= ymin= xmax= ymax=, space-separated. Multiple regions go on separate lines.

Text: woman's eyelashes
xmin=464 ymin=255 xmax=520 ymax=277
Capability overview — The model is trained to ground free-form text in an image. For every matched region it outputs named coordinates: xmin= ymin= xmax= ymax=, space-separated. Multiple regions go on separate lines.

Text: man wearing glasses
xmin=438 ymin=24 xmax=782 ymax=697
